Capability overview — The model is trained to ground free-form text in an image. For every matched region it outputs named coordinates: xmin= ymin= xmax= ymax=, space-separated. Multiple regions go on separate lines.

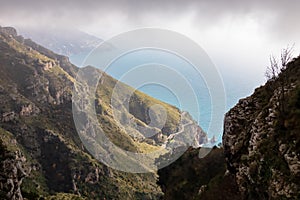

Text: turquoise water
xmin=70 ymin=50 xmax=259 ymax=142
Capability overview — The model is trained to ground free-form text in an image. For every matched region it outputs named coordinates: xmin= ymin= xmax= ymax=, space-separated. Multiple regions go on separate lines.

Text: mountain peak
xmin=0 ymin=26 xmax=17 ymax=37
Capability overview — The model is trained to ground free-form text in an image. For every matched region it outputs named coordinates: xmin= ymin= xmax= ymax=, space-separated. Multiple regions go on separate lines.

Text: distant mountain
xmin=18 ymin=26 xmax=102 ymax=57
xmin=0 ymin=26 xmax=206 ymax=199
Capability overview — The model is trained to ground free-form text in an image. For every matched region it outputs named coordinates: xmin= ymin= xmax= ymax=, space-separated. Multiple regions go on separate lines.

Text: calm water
xmin=70 ymin=50 xmax=260 ymax=143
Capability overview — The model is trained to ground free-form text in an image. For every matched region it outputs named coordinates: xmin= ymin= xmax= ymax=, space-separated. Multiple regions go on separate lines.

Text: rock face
xmin=0 ymin=26 xmax=17 ymax=37
xmin=0 ymin=129 xmax=31 ymax=200
xmin=223 ymin=56 xmax=300 ymax=199
xmin=157 ymin=55 xmax=299 ymax=199
xmin=0 ymin=151 xmax=30 ymax=200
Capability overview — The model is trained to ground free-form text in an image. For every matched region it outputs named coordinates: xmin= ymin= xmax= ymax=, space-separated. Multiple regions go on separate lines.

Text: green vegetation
xmin=96 ymin=72 xmax=181 ymax=136
xmin=0 ymin=26 xmax=174 ymax=199
xmin=0 ymin=128 xmax=19 ymax=153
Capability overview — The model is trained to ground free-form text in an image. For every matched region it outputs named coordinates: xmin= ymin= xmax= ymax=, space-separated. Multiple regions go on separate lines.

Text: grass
xmin=49 ymin=65 xmax=76 ymax=83
xmin=96 ymin=72 xmax=181 ymax=136
xmin=0 ymin=127 xmax=19 ymax=153
xmin=0 ymin=34 xmax=53 ymax=63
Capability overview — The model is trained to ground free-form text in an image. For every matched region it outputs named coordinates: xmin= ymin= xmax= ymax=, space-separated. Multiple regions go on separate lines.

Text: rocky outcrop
xmin=0 ymin=130 xmax=31 ymax=200
xmin=19 ymin=104 xmax=40 ymax=116
xmin=0 ymin=151 xmax=30 ymax=200
xmin=36 ymin=59 xmax=55 ymax=71
xmin=223 ymin=57 xmax=300 ymax=199
xmin=1 ymin=104 xmax=39 ymax=122
xmin=191 ymin=123 xmax=208 ymax=147
xmin=0 ymin=26 xmax=17 ymax=37
xmin=1 ymin=111 xmax=18 ymax=122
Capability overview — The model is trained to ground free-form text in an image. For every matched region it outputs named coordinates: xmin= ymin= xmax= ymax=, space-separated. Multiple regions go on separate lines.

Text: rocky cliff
xmin=0 ymin=128 xmax=31 ymax=200
xmin=223 ymin=55 xmax=300 ymax=199
xmin=157 ymin=55 xmax=300 ymax=200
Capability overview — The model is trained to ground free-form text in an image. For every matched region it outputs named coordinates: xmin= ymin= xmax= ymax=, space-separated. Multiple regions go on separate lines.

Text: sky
xmin=1 ymin=0 xmax=300 ymax=97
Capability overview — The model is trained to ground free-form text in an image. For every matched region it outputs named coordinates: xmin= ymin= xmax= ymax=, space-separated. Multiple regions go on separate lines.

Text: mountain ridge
xmin=0 ymin=26 xmax=206 ymax=199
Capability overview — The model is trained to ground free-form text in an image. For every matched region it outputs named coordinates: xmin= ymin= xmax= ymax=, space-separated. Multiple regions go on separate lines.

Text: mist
xmin=1 ymin=0 xmax=300 ymax=104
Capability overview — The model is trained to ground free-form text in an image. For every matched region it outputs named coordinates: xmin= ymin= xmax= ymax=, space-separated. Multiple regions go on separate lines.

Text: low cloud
xmin=0 ymin=0 xmax=299 ymax=40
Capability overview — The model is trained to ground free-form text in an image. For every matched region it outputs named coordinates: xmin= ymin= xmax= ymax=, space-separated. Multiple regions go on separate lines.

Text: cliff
xmin=0 ymin=128 xmax=31 ymax=200
xmin=223 ymin=55 xmax=300 ymax=199
xmin=157 ymin=55 xmax=300 ymax=199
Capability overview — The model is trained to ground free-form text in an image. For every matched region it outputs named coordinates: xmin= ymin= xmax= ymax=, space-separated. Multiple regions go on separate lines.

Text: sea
xmin=70 ymin=49 xmax=263 ymax=144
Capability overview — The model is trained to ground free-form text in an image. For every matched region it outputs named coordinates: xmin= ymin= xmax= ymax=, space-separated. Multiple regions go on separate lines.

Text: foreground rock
xmin=223 ymin=56 xmax=300 ymax=199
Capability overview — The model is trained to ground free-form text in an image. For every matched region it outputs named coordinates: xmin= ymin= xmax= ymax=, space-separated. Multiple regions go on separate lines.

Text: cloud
xmin=0 ymin=0 xmax=299 ymax=40
xmin=1 ymin=0 xmax=299 ymax=105
xmin=1 ymin=1 xmax=299 ymax=76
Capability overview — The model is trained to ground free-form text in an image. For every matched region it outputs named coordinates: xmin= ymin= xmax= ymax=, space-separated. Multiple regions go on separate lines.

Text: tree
xmin=265 ymin=45 xmax=294 ymax=80
xmin=265 ymin=45 xmax=294 ymax=114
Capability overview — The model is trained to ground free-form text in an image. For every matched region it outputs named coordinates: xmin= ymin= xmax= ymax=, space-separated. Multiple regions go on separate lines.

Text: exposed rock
xmin=0 ymin=133 xmax=31 ymax=200
xmin=19 ymin=104 xmax=40 ymax=116
xmin=0 ymin=26 xmax=17 ymax=37
xmin=84 ymin=167 xmax=100 ymax=184
xmin=198 ymin=185 xmax=207 ymax=195
xmin=223 ymin=57 xmax=300 ymax=199
xmin=42 ymin=61 xmax=54 ymax=71
xmin=1 ymin=111 xmax=18 ymax=122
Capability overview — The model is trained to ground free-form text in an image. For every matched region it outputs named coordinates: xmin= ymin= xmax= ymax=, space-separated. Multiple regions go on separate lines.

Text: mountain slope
xmin=0 ymin=26 xmax=206 ymax=199
xmin=157 ymin=55 xmax=300 ymax=199
xmin=223 ymin=55 xmax=300 ymax=199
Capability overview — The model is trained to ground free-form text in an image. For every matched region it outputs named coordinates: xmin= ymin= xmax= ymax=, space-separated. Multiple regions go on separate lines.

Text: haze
xmin=1 ymin=0 xmax=300 ymax=102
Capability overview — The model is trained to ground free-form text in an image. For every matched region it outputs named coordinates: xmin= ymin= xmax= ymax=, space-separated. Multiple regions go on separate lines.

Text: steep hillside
xmin=0 ymin=128 xmax=32 ymax=200
xmin=0 ymin=26 xmax=206 ymax=199
xmin=223 ymin=55 xmax=300 ymax=199
xmin=157 ymin=146 xmax=242 ymax=200
xmin=157 ymin=55 xmax=300 ymax=199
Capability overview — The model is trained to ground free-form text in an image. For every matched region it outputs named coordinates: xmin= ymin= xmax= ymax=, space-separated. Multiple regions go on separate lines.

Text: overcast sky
xmin=1 ymin=0 xmax=300 ymax=94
